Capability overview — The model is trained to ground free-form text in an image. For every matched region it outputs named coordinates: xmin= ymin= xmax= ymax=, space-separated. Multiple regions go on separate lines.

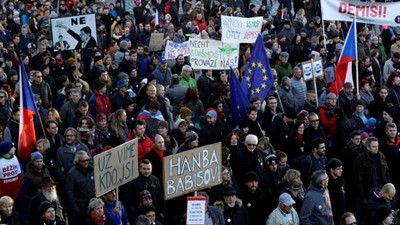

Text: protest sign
xmin=221 ymin=16 xmax=263 ymax=43
xmin=186 ymin=196 xmax=206 ymax=225
xmin=302 ymin=58 xmax=323 ymax=81
xmin=321 ymin=0 xmax=400 ymax=27
xmin=51 ymin=14 xmax=97 ymax=51
xmin=163 ymin=142 xmax=222 ymax=200
xmin=94 ymin=139 xmax=138 ymax=197
xmin=189 ymin=39 xmax=239 ymax=70
xmin=149 ymin=33 xmax=164 ymax=51
xmin=164 ymin=40 xmax=191 ymax=59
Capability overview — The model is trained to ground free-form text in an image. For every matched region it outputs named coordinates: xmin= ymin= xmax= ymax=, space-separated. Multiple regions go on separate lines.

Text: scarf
xmin=91 ymin=212 xmax=105 ymax=225
xmin=95 ymin=124 xmax=109 ymax=139
xmin=77 ymin=127 xmax=95 ymax=145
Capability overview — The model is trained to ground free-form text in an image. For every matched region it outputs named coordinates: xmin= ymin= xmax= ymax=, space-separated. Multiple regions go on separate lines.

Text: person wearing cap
xmin=221 ymin=185 xmax=251 ymax=225
xmin=31 ymin=70 xmax=52 ymax=108
xmin=179 ymin=65 xmax=197 ymax=90
xmin=0 ymin=141 xmax=22 ymax=199
xmin=260 ymin=154 xmax=282 ymax=212
xmin=89 ymin=80 xmax=112 ymax=118
xmin=151 ymin=56 xmax=172 ymax=88
xmin=37 ymin=201 xmax=66 ymax=225
xmin=365 ymin=183 xmax=396 ymax=225
xmin=178 ymin=130 xmax=199 ymax=153
xmin=111 ymin=79 xmax=129 ymax=110
xmin=291 ymin=66 xmax=307 ymax=108
xmin=353 ymin=137 xmax=390 ymax=207
xmin=101 ymin=189 xmax=129 ymax=225
xmin=357 ymin=32 xmax=369 ymax=59
xmin=300 ymin=170 xmax=333 ymax=225
xmin=319 ymin=92 xmax=337 ymax=142
xmin=60 ymin=88 xmax=82 ymax=129
xmin=349 ymin=100 xmax=368 ymax=131
xmin=275 ymin=51 xmax=293 ymax=84
xmin=114 ymin=40 xmax=129 ymax=68
xmin=199 ymin=108 xmax=223 ymax=146
xmin=245 ymin=4 xmax=257 ymax=17
xmin=266 ymin=193 xmax=299 ymax=225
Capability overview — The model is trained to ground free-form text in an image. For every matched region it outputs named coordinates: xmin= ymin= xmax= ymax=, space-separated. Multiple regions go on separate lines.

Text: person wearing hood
xmin=299 ymin=170 xmax=333 ymax=225
xmin=366 ymin=183 xmax=396 ymax=225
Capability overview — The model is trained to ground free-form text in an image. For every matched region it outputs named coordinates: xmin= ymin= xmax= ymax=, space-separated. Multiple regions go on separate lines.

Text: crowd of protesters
xmin=1 ymin=0 xmax=400 ymax=224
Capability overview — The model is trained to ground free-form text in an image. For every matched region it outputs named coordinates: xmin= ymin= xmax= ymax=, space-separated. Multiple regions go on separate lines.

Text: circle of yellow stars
xmin=244 ymin=61 xmax=269 ymax=96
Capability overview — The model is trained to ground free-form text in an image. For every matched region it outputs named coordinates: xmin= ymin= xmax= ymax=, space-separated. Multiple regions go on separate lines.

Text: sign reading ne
xmin=186 ymin=196 xmax=206 ymax=225
xmin=94 ymin=139 xmax=138 ymax=197
xmin=221 ymin=16 xmax=263 ymax=43
xmin=163 ymin=143 xmax=222 ymax=200
xmin=164 ymin=40 xmax=190 ymax=59
xmin=189 ymin=39 xmax=239 ymax=70
xmin=51 ymin=14 xmax=97 ymax=51
xmin=321 ymin=0 xmax=400 ymax=27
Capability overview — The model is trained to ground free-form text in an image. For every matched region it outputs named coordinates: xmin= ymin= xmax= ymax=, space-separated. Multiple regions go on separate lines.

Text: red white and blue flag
xmin=18 ymin=59 xmax=38 ymax=162
xmin=330 ymin=19 xmax=357 ymax=95
xmin=155 ymin=9 xmax=162 ymax=26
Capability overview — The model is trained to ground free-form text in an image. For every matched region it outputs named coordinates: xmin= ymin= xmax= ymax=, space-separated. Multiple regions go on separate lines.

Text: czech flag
xmin=330 ymin=19 xmax=357 ymax=95
xmin=18 ymin=59 xmax=38 ymax=162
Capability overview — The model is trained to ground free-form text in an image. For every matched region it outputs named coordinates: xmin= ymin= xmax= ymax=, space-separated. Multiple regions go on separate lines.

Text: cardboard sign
xmin=321 ymin=0 xmax=400 ymax=27
xmin=94 ymin=139 xmax=138 ymax=197
xmin=164 ymin=40 xmax=191 ymax=59
xmin=302 ymin=58 xmax=324 ymax=81
xmin=163 ymin=142 xmax=222 ymax=200
xmin=221 ymin=15 xmax=263 ymax=43
xmin=51 ymin=14 xmax=97 ymax=51
xmin=186 ymin=196 xmax=206 ymax=225
xmin=149 ymin=33 xmax=164 ymax=51
xmin=189 ymin=39 xmax=239 ymax=70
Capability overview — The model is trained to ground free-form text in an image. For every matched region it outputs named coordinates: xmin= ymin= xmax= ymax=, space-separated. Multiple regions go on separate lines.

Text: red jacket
xmin=89 ymin=90 xmax=112 ymax=118
xmin=0 ymin=156 xmax=22 ymax=199
xmin=319 ymin=104 xmax=336 ymax=139
xmin=126 ymin=131 xmax=154 ymax=162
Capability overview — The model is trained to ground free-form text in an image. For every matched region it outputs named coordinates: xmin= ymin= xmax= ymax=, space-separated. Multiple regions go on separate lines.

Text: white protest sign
xmin=94 ymin=139 xmax=138 ymax=197
xmin=302 ymin=58 xmax=324 ymax=81
xmin=51 ymin=14 xmax=97 ymax=51
xmin=321 ymin=0 xmax=400 ymax=27
xmin=221 ymin=15 xmax=263 ymax=43
xmin=189 ymin=39 xmax=239 ymax=70
xmin=163 ymin=142 xmax=222 ymax=200
xmin=164 ymin=40 xmax=190 ymax=59
xmin=186 ymin=196 xmax=206 ymax=225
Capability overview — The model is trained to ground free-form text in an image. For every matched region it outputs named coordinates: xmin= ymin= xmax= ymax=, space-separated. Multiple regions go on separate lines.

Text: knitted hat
xmin=366 ymin=118 xmax=376 ymax=127
xmin=94 ymin=56 xmax=102 ymax=63
xmin=354 ymin=100 xmax=364 ymax=107
xmin=360 ymin=131 xmax=369 ymax=139
xmin=117 ymin=80 xmax=128 ymax=89
xmin=284 ymin=107 xmax=297 ymax=119
xmin=265 ymin=154 xmax=277 ymax=166
xmin=120 ymin=40 xmax=128 ymax=48
xmin=180 ymin=107 xmax=192 ymax=118
xmin=94 ymin=80 xmax=106 ymax=91
xmin=376 ymin=207 xmax=392 ymax=222
xmin=0 ymin=141 xmax=14 ymax=156
xmin=39 ymin=201 xmax=54 ymax=216
xmin=30 ymin=152 xmax=43 ymax=162
xmin=244 ymin=171 xmax=259 ymax=182
xmin=139 ymin=190 xmax=152 ymax=201
xmin=118 ymin=72 xmax=129 ymax=80
xmin=8 ymin=69 xmax=17 ymax=77
xmin=223 ymin=185 xmax=236 ymax=196
xmin=384 ymin=106 xmax=397 ymax=119
xmin=185 ymin=130 xmax=198 ymax=143
xmin=96 ymin=113 xmax=107 ymax=123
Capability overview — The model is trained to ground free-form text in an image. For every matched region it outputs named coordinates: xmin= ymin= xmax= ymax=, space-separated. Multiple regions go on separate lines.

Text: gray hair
xmin=88 ymin=198 xmax=104 ymax=212
xmin=245 ymin=134 xmax=258 ymax=144
xmin=135 ymin=215 xmax=151 ymax=225
xmin=73 ymin=151 xmax=89 ymax=165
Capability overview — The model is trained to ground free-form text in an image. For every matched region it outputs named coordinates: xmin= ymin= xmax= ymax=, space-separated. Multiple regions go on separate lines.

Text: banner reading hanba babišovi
xmin=221 ymin=15 xmax=263 ymax=43
xmin=189 ymin=39 xmax=239 ymax=70
xmin=163 ymin=142 xmax=222 ymax=200
xmin=94 ymin=139 xmax=138 ymax=197
xmin=51 ymin=14 xmax=97 ymax=51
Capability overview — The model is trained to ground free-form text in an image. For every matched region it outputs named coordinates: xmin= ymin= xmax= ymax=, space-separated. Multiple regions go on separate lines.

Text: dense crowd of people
xmin=1 ymin=0 xmax=400 ymax=224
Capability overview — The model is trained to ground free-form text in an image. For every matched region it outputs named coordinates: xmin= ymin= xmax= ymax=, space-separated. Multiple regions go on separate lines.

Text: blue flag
xmin=240 ymin=34 xmax=275 ymax=101
xmin=230 ymin=67 xmax=250 ymax=126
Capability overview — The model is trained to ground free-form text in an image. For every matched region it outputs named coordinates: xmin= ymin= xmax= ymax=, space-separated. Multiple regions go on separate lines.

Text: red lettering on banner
xmin=337 ymin=2 xmax=388 ymax=18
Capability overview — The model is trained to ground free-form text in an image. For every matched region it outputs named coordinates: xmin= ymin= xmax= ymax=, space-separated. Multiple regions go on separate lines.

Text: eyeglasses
xmin=247 ymin=144 xmax=257 ymax=147
xmin=310 ymin=119 xmax=319 ymax=123
xmin=80 ymin=159 xmax=90 ymax=162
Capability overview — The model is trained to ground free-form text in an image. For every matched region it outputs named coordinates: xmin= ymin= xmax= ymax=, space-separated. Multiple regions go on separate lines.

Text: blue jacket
xmin=104 ymin=201 xmax=130 ymax=225
xmin=137 ymin=55 xmax=150 ymax=78
xmin=151 ymin=65 xmax=172 ymax=88
xmin=299 ymin=184 xmax=333 ymax=225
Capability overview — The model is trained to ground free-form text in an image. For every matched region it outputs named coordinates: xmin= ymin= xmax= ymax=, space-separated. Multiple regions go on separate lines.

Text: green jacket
xmin=180 ymin=74 xmax=198 ymax=90
xmin=274 ymin=60 xmax=293 ymax=84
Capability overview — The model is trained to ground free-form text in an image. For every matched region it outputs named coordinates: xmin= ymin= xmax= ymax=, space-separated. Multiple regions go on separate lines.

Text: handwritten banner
xmin=163 ymin=142 xmax=222 ymax=200
xmin=221 ymin=15 xmax=263 ymax=43
xmin=164 ymin=40 xmax=190 ymax=59
xmin=186 ymin=196 xmax=206 ymax=225
xmin=321 ymin=0 xmax=400 ymax=26
xmin=94 ymin=139 xmax=138 ymax=197
xmin=189 ymin=39 xmax=239 ymax=70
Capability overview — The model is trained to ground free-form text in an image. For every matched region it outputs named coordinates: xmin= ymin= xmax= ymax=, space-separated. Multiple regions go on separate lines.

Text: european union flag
xmin=230 ymin=67 xmax=250 ymax=126
xmin=240 ymin=34 xmax=275 ymax=101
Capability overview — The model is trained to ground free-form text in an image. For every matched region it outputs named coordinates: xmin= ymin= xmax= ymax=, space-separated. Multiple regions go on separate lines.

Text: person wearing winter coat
xmin=266 ymin=193 xmax=300 ymax=225
xmin=220 ymin=185 xmax=251 ymax=225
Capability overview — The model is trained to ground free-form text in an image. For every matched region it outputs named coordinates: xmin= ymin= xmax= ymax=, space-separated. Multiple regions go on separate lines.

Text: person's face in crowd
xmin=78 ymin=106 xmax=89 ymax=116
xmin=355 ymin=105 xmax=364 ymax=113
xmin=65 ymin=130 xmax=77 ymax=145
xmin=13 ymin=111 xmax=20 ymax=121
xmin=309 ymin=115 xmax=319 ymax=130
xmin=293 ymin=68 xmax=302 ymax=79
xmin=216 ymin=103 xmax=223 ymax=112
xmin=177 ymin=56 xmax=185 ymax=65
xmin=344 ymin=215 xmax=357 ymax=225
xmin=379 ymin=88 xmax=388 ymax=100
xmin=104 ymin=190 xmax=116 ymax=203
xmin=146 ymin=210 xmax=157 ymax=223
xmin=326 ymin=97 xmax=337 ymax=106
xmin=47 ymin=122 xmax=58 ymax=136
xmin=188 ymin=138 xmax=199 ymax=148
xmin=297 ymin=123 xmax=305 ymax=135
xmin=92 ymin=204 xmax=104 ymax=218
xmin=344 ymin=86 xmax=353 ymax=95
xmin=78 ymin=153 xmax=90 ymax=168
xmin=278 ymin=157 xmax=287 ymax=168
xmin=178 ymin=122 xmax=187 ymax=133
xmin=279 ymin=203 xmax=293 ymax=214
xmin=331 ymin=166 xmax=343 ymax=178
xmin=0 ymin=202 xmax=13 ymax=215
xmin=367 ymin=140 xmax=379 ymax=154
xmin=206 ymin=116 xmax=216 ymax=125
xmin=351 ymin=135 xmax=361 ymax=146
xmin=393 ymin=76 xmax=400 ymax=87
xmin=103 ymin=8 xmax=109 ymax=15
xmin=157 ymin=126 xmax=167 ymax=136
xmin=268 ymin=160 xmax=278 ymax=173
xmin=23 ymin=56 xmax=29 ymax=65
xmin=247 ymin=110 xmax=258 ymax=121
xmin=245 ymin=180 xmax=258 ymax=191
xmin=33 ymin=158 xmax=44 ymax=171
xmin=386 ymin=127 xmax=397 ymax=139
xmin=80 ymin=119 xmax=89 ymax=129
xmin=70 ymin=92 xmax=81 ymax=103
xmin=100 ymin=72 xmax=108 ymax=82
xmin=384 ymin=213 xmax=394 ymax=225
xmin=280 ymin=56 xmax=288 ymax=63
xmin=177 ymin=28 xmax=183 ymax=37
xmin=118 ymin=110 xmax=127 ymax=122
xmin=104 ymin=57 xmax=112 ymax=65
xmin=319 ymin=47 xmax=327 ymax=56
xmin=140 ymin=163 xmax=152 ymax=177
xmin=315 ymin=143 xmax=326 ymax=156
xmin=242 ymin=126 xmax=249 ymax=134
xmin=382 ymin=190 xmax=396 ymax=202
xmin=124 ymin=52 xmax=130 ymax=61
xmin=0 ymin=92 xmax=6 ymax=105
xmin=34 ymin=72 xmax=43 ymax=84
xmin=43 ymin=207 xmax=56 ymax=222
xmin=267 ymin=98 xmax=277 ymax=110
xmin=130 ymin=53 xmax=138 ymax=62
xmin=321 ymin=177 xmax=329 ymax=188
xmin=222 ymin=169 xmax=231 ymax=182
xmin=36 ymin=142 xmax=45 ymax=153
xmin=224 ymin=195 xmax=236 ymax=208
xmin=252 ymin=100 xmax=261 ymax=110
xmin=220 ymin=73 xmax=227 ymax=83
xmin=154 ymin=135 xmax=164 ymax=150
xmin=144 ymin=24 xmax=151 ymax=32
xmin=230 ymin=135 xmax=238 ymax=146
xmin=134 ymin=124 xmax=146 ymax=138
xmin=246 ymin=139 xmax=257 ymax=152
xmin=98 ymin=118 xmax=107 ymax=128
xmin=146 ymin=85 xmax=157 ymax=99
xmin=99 ymin=86 xmax=107 ymax=95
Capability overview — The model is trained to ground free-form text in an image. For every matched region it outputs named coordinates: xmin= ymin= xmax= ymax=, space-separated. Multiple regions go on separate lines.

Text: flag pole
xmin=36 ymin=109 xmax=47 ymax=140
xmin=276 ymin=88 xmax=285 ymax=114
xmin=354 ymin=17 xmax=359 ymax=96
xmin=320 ymin=4 xmax=327 ymax=50
xmin=311 ymin=58 xmax=319 ymax=107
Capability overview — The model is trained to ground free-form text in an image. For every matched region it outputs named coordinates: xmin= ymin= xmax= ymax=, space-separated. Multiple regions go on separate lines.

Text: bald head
xmin=154 ymin=134 xmax=164 ymax=151
xmin=380 ymin=183 xmax=396 ymax=201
